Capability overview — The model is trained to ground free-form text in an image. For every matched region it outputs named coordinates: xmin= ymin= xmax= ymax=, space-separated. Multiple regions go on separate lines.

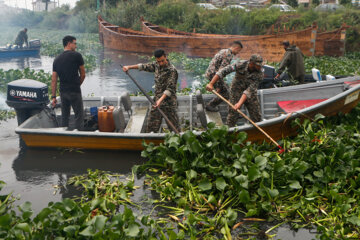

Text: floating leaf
xmin=248 ymin=165 xmax=261 ymax=181
xmin=269 ymin=189 xmax=279 ymax=198
xmin=216 ymin=177 xmax=227 ymax=191
xmin=198 ymin=180 xmax=212 ymax=191
xmin=289 ymin=180 xmax=302 ymax=189
xmin=125 ymin=223 xmax=140 ymax=237
xmin=239 ymin=189 xmax=250 ymax=203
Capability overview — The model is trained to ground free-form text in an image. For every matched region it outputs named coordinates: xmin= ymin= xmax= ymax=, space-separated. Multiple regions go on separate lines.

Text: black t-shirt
xmin=53 ymin=51 xmax=84 ymax=92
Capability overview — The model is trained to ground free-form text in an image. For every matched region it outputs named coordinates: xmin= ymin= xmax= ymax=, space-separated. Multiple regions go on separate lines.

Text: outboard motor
xmin=6 ymin=79 xmax=49 ymax=126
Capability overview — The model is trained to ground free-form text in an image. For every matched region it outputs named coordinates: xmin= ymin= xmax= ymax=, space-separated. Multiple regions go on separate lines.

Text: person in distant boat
xmin=275 ymin=40 xmax=305 ymax=84
xmin=14 ymin=28 xmax=28 ymax=48
xmin=204 ymin=40 xmax=243 ymax=112
xmin=51 ymin=35 xmax=86 ymax=130
xmin=206 ymin=54 xmax=263 ymax=126
xmin=122 ymin=49 xmax=180 ymax=133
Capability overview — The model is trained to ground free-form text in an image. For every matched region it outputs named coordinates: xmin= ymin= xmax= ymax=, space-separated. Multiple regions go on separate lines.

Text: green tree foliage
xmin=287 ymin=0 xmax=299 ymax=8
xmin=102 ymin=0 xmax=149 ymax=29
xmin=40 ymin=7 xmax=70 ymax=29
xmin=340 ymin=0 xmax=352 ymax=5
xmin=74 ymin=0 xmax=97 ymax=13
xmin=149 ymin=0 xmax=197 ymax=30
xmin=68 ymin=9 xmax=98 ymax=33
xmin=5 ymin=10 xmax=44 ymax=27
xmin=312 ymin=0 xmax=320 ymax=6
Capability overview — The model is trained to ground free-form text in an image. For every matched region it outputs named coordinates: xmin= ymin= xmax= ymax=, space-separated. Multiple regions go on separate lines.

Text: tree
xmin=312 ymin=0 xmax=320 ymax=6
xmin=287 ymin=0 xmax=298 ymax=8
xmin=340 ymin=0 xmax=352 ymax=5
xmin=42 ymin=0 xmax=50 ymax=11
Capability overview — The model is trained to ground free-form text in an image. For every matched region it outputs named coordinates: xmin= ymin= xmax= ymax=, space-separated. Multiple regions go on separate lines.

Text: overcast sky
xmin=3 ymin=0 xmax=79 ymax=10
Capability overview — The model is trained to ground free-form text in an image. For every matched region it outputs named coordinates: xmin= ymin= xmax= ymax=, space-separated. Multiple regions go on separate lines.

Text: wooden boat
xmin=141 ymin=19 xmax=348 ymax=59
xmin=15 ymin=76 xmax=360 ymax=151
xmin=99 ymin=15 xmax=318 ymax=62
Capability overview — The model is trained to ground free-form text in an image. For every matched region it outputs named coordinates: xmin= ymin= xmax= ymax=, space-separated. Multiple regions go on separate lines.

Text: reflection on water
xmin=0 ymin=48 xmax=198 ymax=97
xmin=0 ymin=93 xmax=9 ymax=109
xmin=83 ymin=49 xmax=196 ymax=96
xmin=0 ymin=123 xmax=146 ymax=214
xmin=12 ymin=148 xmax=146 ymax=200
xmin=0 ymin=55 xmax=53 ymax=72
xmin=13 ymin=148 xmax=145 ymax=176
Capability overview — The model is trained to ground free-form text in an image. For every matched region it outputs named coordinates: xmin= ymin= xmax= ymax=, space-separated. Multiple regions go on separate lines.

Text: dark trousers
xmin=227 ymin=85 xmax=261 ymax=127
xmin=60 ymin=91 xmax=84 ymax=130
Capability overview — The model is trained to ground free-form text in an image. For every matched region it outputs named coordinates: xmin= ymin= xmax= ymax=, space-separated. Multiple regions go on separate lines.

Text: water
xmin=0 ymin=49 xmax=196 ymax=97
xmin=0 ymin=49 xmax=317 ymax=239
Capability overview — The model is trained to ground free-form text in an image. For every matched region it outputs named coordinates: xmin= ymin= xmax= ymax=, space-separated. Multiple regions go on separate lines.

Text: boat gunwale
xmin=99 ymin=15 xmax=316 ymax=41
xmin=141 ymin=19 xmax=346 ymax=38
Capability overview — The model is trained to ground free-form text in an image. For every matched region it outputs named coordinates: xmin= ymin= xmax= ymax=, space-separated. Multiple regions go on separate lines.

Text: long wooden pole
xmin=121 ymin=64 xmax=179 ymax=134
xmin=212 ymin=90 xmax=283 ymax=152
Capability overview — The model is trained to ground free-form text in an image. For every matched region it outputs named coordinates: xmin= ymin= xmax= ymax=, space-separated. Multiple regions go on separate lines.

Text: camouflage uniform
xmin=277 ymin=45 xmax=305 ymax=84
xmin=205 ymin=49 xmax=234 ymax=107
xmin=15 ymin=30 xmax=28 ymax=48
xmin=216 ymin=60 xmax=263 ymax=127
xmin=138 ymin=61 xmax=179 ymax=133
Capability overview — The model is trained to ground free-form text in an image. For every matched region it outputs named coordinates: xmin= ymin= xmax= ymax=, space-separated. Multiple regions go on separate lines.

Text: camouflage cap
xmin=250 ymin=54 xmax=263 ymax=66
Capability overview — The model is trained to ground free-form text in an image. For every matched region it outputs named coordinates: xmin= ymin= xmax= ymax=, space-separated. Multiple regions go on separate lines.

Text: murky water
xmin=0 ymin=49 xmax=317 ymax=239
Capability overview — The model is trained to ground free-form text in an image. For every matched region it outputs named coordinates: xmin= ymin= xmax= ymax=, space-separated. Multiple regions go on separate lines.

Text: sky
xmin=3 ymin=0 xmax=79 ymax=10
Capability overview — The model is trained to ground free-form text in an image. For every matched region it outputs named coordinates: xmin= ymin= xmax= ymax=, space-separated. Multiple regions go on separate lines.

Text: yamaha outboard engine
xmin=6 ymin=79 xmax=49 ymax=126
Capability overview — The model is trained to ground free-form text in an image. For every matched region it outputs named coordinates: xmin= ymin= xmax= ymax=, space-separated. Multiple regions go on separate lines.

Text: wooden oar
xmin=212 ymin=90 xmax=284 ymax=153
xmin=121 ymin=64 xmax=179 ymax=134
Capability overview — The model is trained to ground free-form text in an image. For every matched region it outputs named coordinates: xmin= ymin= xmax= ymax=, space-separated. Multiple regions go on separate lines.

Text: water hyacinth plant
xmin=0 ymin=68 xmax=52 ymax=93
xmin=0 ymin=169 xmax=163 ymax=239
xmin=139 ymin=105 xmax=360 ymax=239
xmin=0 ymin=105 xmax=359 ymax=239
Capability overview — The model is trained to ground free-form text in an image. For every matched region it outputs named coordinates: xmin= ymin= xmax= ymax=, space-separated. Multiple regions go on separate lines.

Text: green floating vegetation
xmin=139 ymin=105 xmax=360 ymax=239
xmin=0 ymin=110 xmax=16 ymax=121
xmin=0 ymin=68 xmax=52 ymax=94
xmin=0 ymin=169 xmax=163 ymax=239
xmin=1 ymin=105 xmax=360 ymax=239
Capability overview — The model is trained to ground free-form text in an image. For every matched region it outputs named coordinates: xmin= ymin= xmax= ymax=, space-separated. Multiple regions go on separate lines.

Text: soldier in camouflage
xmin=206 ymin=54 xmax=264 ymax=127
xmin=122 ymin=49 xmax=179 ymax=133
xmin=204 ymin=41 xmax=243 ymax=112
xmin=275 ymin=41 xmax=305 ymax=84
xmin=14 ymin=28 xmax=28 ymax=48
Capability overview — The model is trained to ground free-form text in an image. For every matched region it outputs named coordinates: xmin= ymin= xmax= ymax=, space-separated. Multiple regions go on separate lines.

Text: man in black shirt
xmin=51 ymin=35 xmax=86 ymax=130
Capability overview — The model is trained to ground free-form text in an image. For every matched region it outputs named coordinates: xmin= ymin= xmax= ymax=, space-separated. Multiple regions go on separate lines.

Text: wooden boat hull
xmin=15 ymin=77 xmax=360 ymax=151
xmin=140 ymin=19 xmax=347 ymax=60
xmin=99 ymin=15 xmax=316 ymax=62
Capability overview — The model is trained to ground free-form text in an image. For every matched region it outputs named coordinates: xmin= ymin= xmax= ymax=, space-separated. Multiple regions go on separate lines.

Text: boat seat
xmin=195 ymin=90 xmax=223 ymax=127
xmin=277 ymin=99 xmax=327 ymax=113
xmin=124 ymin=105 xmax=149 ymax=133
